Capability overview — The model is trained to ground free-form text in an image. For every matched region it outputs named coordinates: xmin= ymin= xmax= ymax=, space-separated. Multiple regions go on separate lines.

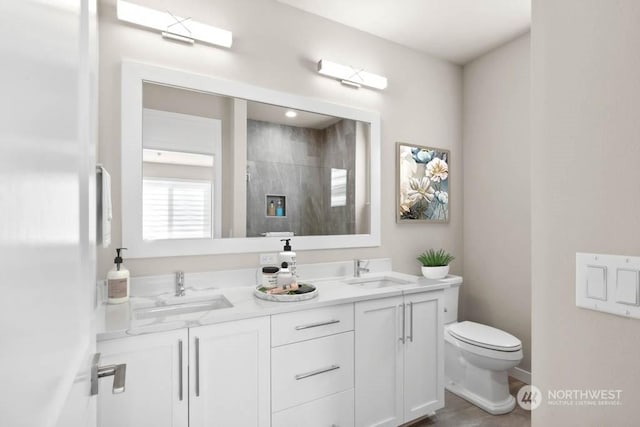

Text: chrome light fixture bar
xmin=317 ymin=59 xmax=387 ymax=90
xmin=117 ymin=0 xmax=232 ymax=48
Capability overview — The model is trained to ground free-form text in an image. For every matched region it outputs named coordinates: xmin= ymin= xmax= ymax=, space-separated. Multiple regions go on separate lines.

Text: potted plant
xmin=417 ymin=249 xmax=454 ymax=279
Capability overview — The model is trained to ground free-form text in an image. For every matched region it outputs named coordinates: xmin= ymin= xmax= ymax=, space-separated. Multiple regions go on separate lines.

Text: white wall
xmin=462 ymin=34 xmax=531 ymax=372
xmin=532 ymin=0 xmax=640 ymax=424
xmin=97 ymin=0 xmax=462 ymax=278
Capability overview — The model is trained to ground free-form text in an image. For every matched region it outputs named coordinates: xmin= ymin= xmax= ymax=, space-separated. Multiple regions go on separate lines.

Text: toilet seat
xmin=447 ymin=321 xmax=521 ymax=352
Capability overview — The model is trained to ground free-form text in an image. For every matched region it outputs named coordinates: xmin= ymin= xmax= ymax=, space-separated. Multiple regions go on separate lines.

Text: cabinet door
xmin=189 ymin=316 xmax=270 ymax=427
xmin=403 ymin=292 xmax=444 ymax=421
xmin=354 ymin=296 xmax=404 ymax=427
xmin=97 ymin=329 xmax=188 ymax=427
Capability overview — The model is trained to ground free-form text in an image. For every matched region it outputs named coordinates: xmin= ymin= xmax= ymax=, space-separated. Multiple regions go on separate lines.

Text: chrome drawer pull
xmin=178 ymin=339 xmax=183 ymax=401
xmin=195 ymin=337 xmax=200 ymax=397
xmin=399 ymin=304 xmax=405 ymax=343
xmin=408 ymin=302 xmax=414 ymax=342
xmin=295 ymin=364 xmax=340 ymax=380
xmin=294 ymin=319 xmax=340 ymax=330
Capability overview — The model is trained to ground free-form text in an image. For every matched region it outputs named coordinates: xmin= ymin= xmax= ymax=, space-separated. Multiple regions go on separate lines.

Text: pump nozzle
xmin=114 ymin=247 xmax=127 ymax=271
xmin=280 ymin=239 xmax=292 ymax=251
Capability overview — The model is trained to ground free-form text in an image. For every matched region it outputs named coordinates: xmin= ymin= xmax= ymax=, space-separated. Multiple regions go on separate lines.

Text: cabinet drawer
xmin=271 ymin=303 xmax=354 ymax=347
xmin=272 ymin=331 xmax=354 ymax=412
xmin=272 ymin=389 xmax=354 ymax=427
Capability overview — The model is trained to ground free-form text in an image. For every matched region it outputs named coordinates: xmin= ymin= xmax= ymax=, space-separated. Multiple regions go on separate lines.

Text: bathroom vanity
xmin=96 ymin=262 xmax=458 ymax=427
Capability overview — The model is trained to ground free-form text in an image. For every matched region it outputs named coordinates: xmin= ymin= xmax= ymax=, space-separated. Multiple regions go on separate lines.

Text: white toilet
xmin=442 ymin=282 xmax=523 ymax=415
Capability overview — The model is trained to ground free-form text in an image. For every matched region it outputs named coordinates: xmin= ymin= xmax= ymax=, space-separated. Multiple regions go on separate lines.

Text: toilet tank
xmin=443 ymin=283 xmax=461 ymax=324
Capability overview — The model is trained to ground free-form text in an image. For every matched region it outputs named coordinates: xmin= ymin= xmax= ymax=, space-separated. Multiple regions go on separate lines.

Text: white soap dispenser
xmin=279 ymin=239 xmax=297 ymax=277
xmin=277 ymin=262 xmax=293 ymax=288
xmin=106 ymin=247 xmax=130 ymax=304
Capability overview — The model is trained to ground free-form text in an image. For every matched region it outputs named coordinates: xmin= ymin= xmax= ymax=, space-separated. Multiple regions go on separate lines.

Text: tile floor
xmin=408 ymin=377 xmax=531 ymax=427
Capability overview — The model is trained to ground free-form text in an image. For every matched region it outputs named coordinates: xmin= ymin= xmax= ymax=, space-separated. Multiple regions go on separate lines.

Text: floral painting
xmin=397 ymin=143 xmax=450 ymax=222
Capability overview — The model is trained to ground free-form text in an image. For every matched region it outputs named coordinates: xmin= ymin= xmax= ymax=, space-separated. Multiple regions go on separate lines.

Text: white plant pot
xmin=421 ymin=265 xmax=449 ymax=279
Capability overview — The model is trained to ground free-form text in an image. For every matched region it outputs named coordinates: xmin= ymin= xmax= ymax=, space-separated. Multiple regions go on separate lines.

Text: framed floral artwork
xmin=397 ymin=142 xmax=450 ymax=223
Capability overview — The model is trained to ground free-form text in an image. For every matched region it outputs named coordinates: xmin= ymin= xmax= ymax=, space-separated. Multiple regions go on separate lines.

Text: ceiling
xmin=247 ymin=101 xmax=341 ymax=129
xmin=277 ymin=0 xmax=530 ymax=64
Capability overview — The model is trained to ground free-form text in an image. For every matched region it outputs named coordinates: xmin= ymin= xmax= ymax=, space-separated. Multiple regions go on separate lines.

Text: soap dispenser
xmin=277 ymin=262 xmax=293 ymax=288
xmin=279 ymin=239 xmax=297 ymax=277
xmin=106 ymin=247 xmax=130 ymax=304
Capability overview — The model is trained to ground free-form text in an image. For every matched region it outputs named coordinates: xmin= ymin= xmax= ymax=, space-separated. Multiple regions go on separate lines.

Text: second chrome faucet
xmin=176 ymin=271 xmax=185 ymax=296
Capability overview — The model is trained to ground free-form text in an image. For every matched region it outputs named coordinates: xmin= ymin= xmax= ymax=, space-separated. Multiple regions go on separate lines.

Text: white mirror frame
xmin=121 ymin=61 xmax=381 ymax=258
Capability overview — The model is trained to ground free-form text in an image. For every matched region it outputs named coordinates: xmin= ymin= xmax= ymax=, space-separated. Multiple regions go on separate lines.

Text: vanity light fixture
xmin=285 ymin=110 xmax=297 ymax=118
xmin=317 ymin=59 xmax=387 ymax=90
xmin=117 ymin=0 xmax=233 ymax=48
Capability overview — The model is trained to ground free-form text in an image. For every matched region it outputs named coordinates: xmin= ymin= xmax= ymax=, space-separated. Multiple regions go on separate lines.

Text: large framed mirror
xmin=121 ymin=61 xmax=380 ymax=257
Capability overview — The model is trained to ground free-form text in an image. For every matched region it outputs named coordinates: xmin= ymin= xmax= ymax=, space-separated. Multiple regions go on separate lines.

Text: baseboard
xmin=509 ymin=367 xmax=531 ymax=384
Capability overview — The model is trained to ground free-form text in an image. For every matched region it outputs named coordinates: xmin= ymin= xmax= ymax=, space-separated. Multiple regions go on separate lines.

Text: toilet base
xmin=446 ymin=381 xmax=516 ymax=415
xmin=444 ymin=335 xmax=520 ymax=415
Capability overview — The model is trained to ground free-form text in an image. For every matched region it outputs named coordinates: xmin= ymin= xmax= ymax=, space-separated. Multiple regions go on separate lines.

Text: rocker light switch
xmin=616 ymin=269 xmax=639 ymax=306
xmin=586 ymin=266 xmax=607 ymax=300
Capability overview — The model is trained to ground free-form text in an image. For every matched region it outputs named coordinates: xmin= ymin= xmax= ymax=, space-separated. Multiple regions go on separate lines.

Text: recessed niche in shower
xmin=266 ymin=195 xmax=286 ymax=217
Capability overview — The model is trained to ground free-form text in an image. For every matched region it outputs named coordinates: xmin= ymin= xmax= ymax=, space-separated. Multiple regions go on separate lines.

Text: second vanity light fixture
xmin=117 ymin=0 xmax=232 ymax=48
xmin=317 ymin=59 xmax=388 ymax=90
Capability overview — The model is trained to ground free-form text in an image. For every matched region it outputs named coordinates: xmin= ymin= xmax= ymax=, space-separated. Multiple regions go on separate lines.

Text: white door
xmin=403 ymin=292 xmax=444 ymax=421
xmin=98 ymin=330 xmax=189 ymax=427
xmin=354 ymin=296 xmax=404 ymax=427
xmin=189 ymin=317 xmax=271 ymax=427
xmin=0 ymin=1 xmax=98 ymax=427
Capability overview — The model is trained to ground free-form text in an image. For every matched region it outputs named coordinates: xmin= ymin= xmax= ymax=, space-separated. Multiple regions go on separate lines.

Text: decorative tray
xmin=253 ymin=283 xmax=318 ymax=302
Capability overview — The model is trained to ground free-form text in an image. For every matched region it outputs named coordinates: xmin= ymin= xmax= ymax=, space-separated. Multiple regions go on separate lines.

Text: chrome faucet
xmin=175 ymin=271 xmax=185 ymax=296
xmin=354 ymin=259 xmax=370 ymax=277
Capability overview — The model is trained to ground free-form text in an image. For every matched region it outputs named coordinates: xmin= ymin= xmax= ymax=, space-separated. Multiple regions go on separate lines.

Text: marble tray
xmin=253 ymin=284 xmax=318 ymax=302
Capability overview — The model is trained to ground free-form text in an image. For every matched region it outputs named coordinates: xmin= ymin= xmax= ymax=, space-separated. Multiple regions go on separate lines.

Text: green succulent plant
xmin=416 ymin=249 xmax=455 ymax=267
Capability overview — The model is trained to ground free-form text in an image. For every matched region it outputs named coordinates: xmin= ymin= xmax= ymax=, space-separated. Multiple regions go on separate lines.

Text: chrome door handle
xmin=178 ymin=339 xmax=183 ymax=401
xmin=408 ymin=302 xmax=414 ymax=342
xmin=295 ymin=364 xmax=340 ymax=380
xmin=195 ymin=337 xmax=200 ymax=397
xmin=91 ymin=353 xmax=126 ymax=395
xmin=294 ymin=319 xmax=340 ymax=330
xmin=399 ymin=304 xmax=405 ymax=343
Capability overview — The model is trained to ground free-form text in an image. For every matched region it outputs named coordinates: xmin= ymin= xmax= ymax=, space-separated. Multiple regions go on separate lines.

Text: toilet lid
xmin=448 ymin=321 xmax=521 ymax=351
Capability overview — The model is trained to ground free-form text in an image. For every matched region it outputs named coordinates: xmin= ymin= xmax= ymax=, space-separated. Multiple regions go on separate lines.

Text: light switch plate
xmin=259 ymin=253 xmax=278 ymax=265
xmin=576 ymin=253 xmax=640 ymax=319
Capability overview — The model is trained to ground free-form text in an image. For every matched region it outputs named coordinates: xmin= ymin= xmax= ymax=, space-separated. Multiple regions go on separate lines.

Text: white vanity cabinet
xmin=271 ymin=304 xmax=355 ymax=427
xmin=189 ymin=316 xmax=271 ymax=427
xmin=98 ymin=316 xmax=270 ymax=427
xmin=98 ymin=329 xmax=188 ymax=427
xmin=354 ymin=291 xmax=444 ymax=427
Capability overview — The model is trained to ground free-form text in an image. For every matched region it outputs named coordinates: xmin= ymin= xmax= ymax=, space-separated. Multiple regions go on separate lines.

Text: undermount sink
xmin=344 ymin=276 xmax=412 ymax=289
xmin=133 ymin=295 xmax=233 ymax=320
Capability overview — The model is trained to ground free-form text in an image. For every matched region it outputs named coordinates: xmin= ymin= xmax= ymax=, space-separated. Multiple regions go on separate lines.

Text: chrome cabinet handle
xmin=399 ymin=304 xmax=405 ymax=343
xmin=294 ymin=319 xmax=340 ymax=330
xmin=195 ymin=337 xmax=200 ymax=397
xmin=91 ymin=353 xmax=127 ymax=395
xmin=178 ymin=339 xmax=183 ymax=401
xmin=408 ymin=302 xmax=414 ymax=342
xmin=295 ymin=364 xmax=340 ymax=380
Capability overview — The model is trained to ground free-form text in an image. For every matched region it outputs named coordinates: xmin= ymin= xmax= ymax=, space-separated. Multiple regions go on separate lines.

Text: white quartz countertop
xmin=97 ymin=271 xmax=461 ymax=341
